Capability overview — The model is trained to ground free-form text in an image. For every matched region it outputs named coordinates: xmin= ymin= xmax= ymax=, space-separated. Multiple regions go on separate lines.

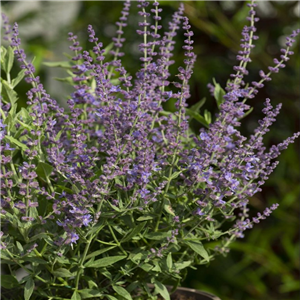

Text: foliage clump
xmin=0 ymin=1 xmax=299 ymax=299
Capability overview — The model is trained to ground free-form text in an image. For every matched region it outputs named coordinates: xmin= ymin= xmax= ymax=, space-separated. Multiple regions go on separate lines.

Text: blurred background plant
xmin=1 ymin=1 xmax=299 ymax=300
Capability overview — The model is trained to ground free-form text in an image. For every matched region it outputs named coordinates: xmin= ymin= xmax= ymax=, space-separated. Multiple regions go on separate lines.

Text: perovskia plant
xmin=0 ymin=1 xmax=299 ymax=299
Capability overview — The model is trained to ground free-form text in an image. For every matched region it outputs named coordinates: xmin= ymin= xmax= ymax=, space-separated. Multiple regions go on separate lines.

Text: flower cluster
xmin=0 ymin=1 xmax=299 ymax=299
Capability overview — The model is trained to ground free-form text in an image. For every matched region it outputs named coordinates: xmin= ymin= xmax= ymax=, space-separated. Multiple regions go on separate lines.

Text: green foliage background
xmin=1 ymin=1 xmax=299 ymax=300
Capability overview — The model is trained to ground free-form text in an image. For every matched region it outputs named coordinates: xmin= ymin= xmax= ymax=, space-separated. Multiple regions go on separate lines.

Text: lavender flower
xmin=0 ymin=1 xmax=299 ymax=299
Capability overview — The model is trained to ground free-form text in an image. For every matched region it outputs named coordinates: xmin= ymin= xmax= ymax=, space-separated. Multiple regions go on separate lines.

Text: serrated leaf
xmin=122 ymin=222 xmax=146 ymax=242
xmin=84 ymin=255 xmax=126 ymax=268
xmin=154 ymin=281 xmax=170 ymax=300
xmin=16 ymin=119 xmax=33 ymax=131
xmin=17 ymin=107 xmax=31 ymax=121
xmin=52 ymin=268 xmax=73 ymax=278
xmin=5 ymin=136 xmax=28 ymax=150
xmin=36 ymin=162 xmax=53 ymax=181
xmin=1 ymin=79 xmax=18 ymax=105
xmin=4 ymin=112 xmax=14 ymax=132
xmin=11 ymin=69 xmax=26 ymax=88
xmin=112 ymin=285 xmax=132 ymax=300
xmin=0 ymin=106 xmax=6 ymax=119
xmin=185 ymin=240 xmax=209 ymax=261
xmin=0 ymin=46 xmax=7 ymax=66
xmin=24 ymin=277 xmax=34 ymax=300
xmin=1 ymin=275 xmax=19 ymax=289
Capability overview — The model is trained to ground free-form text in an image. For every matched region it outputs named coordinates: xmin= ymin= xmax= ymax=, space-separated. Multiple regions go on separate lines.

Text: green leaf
xmin=185 ymin=240 xmax=209 ymax=261
xmin=204 ymin=109 xmax=212 ymax=124
xmin=213 ymin=82 xmax=226 ymax=108
xmin=1 ymin=275 xmax=19 ymax=289
xmin=2 ymin=111 xmax=9 ymax=128
xmin=56 ymin=185 xmax=74 ymax=194
xmin=105 ymin=295 xmax=118 ymax=300
xmin=78 ymin=289 xmax=103 ymax=298
xmin=110 ymin=79 xmax=121 ymax=85
xmin=36 ymin=162 xmax=53 ymax=181
xmin=166 ymin=252 xmax=173 ymax=270
xmin=0 ymin=46 xmax=7 ymax=68
xmin=82 ymin=276 xmax=98 ymax=289
xmin=24 ymin=277 xmax=35 ymax=300
xmin=130 ymin=252 xmax=144 ymax=264
xmin=2 ymin=46 xmax=14 ymax=74
xmin=164 ymin=204 xmax=175 ymax=216
xmin=112 ymin=285 xmax=132 ymax=300
xmin=154 ymin=281 xmax=170 ymax=300
xmin=136 ymin=214 xmax=155 ymax=221
xmin=122 ymin=222 xmax=146 ymax=242
xmin=0 ymin=105 xmax=6 ymax=121
xmin=21 ymin=256 xmax=48 ymax=265
xmin=52 ymin=268 xmax=73 ymax=278
xmin=29 ymin=233 xmax=50 ymax=243
xmin=11 ymin=69 xmax=26 ymax=88
xmin=17 ymin=107 xmax=31 ymax=122
xmin=16 ymin=241 xmax=24 ymax=253
xmin=5 ymin=136 xmax=28 ymax=150
xmin=145 ymin=231 xmax=172 ymax=240
xmin=174 ymin=260 xmax=192 ymax=270
xmin=0 ymin=251 xmax=11 ymax=260
xmin=159 ymin=110 xmax=173 ymax=117
xmin=85 ymin=246 xmax=116 ymax=260
xmin=71 ymin=291 xmax=82 ymax=300
xmin=16 ymin=119 xmax=33 ymax=131
xmin=139 ymin=263 xmax=153 ymax=272
xmin=239 ymin=107 xmax=253 ymax=120
xmin=152 ymin=261 xmax=161 ymax=272
xmin=84 ymin=255 xmax=126 ymax=268
xmin=188 ymin=97 xmax=206 ymax=112
xmin=1 ymin=79 xmax=18 ymax=106
xmin=54 ymin=76 xmax=74 ymax=85
xmin=103 ymin=42 xmax=114 ymax=56
xmin=169 ymin=171 xmax=182 ymax=180
xmin=186 ymin=108 xmax=209 ymax=128
xmin=43 ymin=61 xmax=73 ymax=68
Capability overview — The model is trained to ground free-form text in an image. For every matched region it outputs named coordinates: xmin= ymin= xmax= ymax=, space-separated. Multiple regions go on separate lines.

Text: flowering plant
xmin=0 ymin=1 xmax=299 ymax=299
